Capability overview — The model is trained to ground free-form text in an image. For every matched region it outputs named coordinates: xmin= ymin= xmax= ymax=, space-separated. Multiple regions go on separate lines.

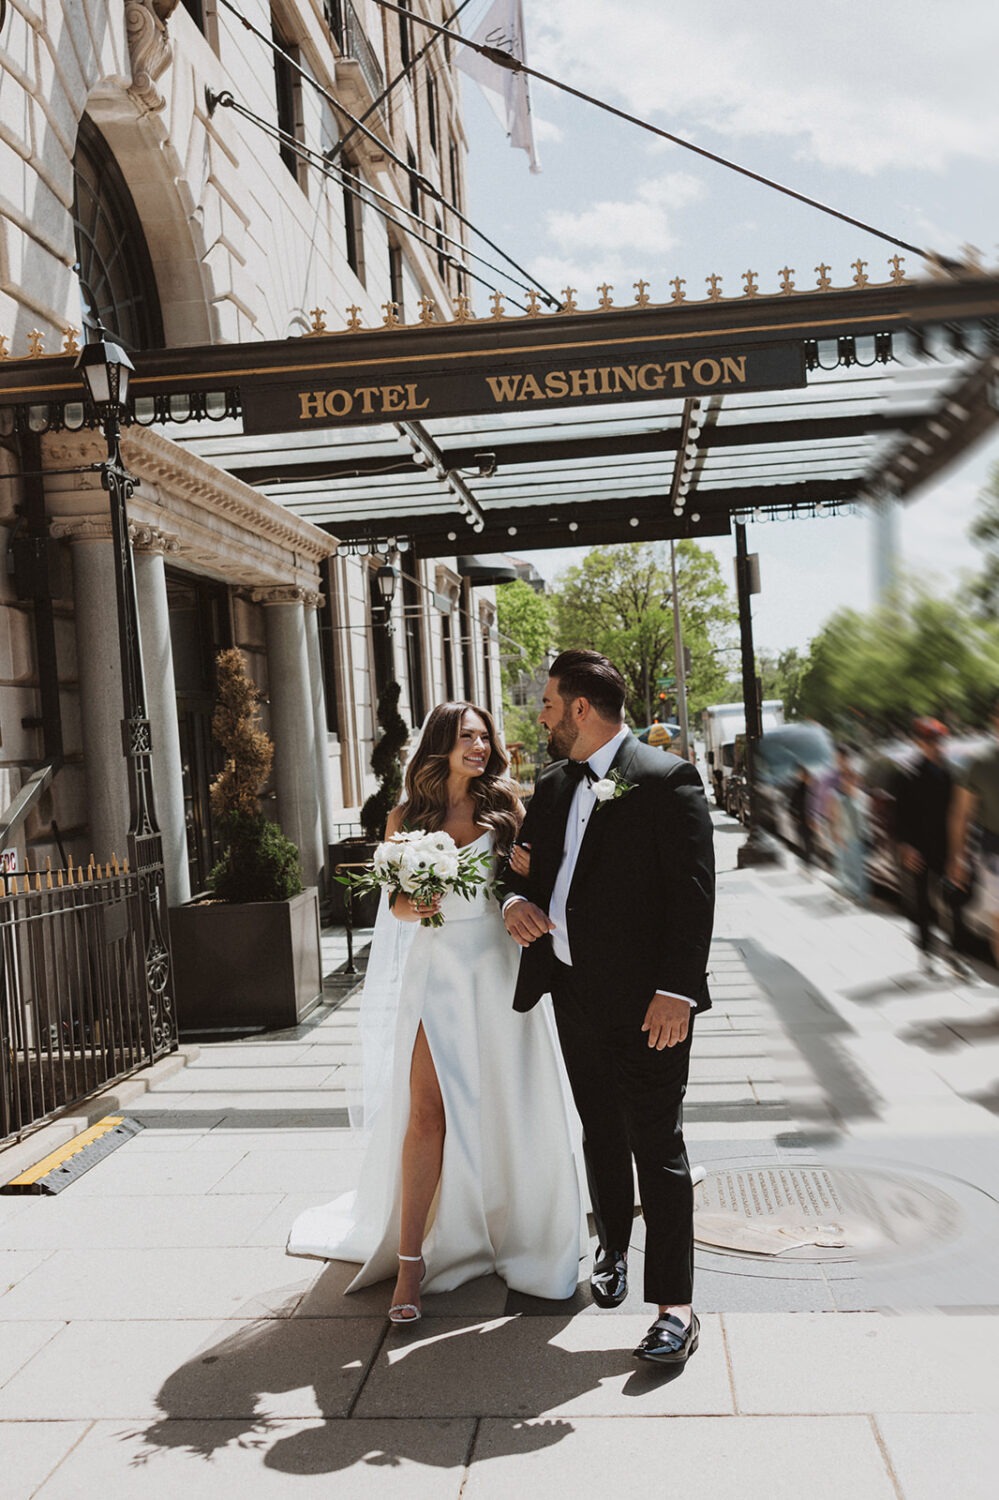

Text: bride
xmin=287 ymin=701 xmax=584 ymax=1321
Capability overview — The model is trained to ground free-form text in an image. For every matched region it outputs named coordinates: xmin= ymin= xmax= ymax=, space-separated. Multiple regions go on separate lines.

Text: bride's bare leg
xmin=392 ymin=1023 xmax=445 ymax=1314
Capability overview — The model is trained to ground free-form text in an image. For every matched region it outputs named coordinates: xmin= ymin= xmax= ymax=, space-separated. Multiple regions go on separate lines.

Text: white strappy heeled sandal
xmin=388 ymin=1253 xmax=425 ymax=1324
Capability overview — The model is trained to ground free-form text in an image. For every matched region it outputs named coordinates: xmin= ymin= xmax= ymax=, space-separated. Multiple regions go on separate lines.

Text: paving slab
xmin=0 ymin=1315 xmax=384 ymax=1420
xmin=60 ymin=1147 xmax=248 ymax=1198
xmin=209 ymin=1148 xmax=367 ymax=1196
xmin=875 ymin=1413 xmax=999 ymax=1500
xmin=353 ymin=1314 xmax=731 ymax=1418
xmin=725 ymin=1312 xmax=997 ymax=1413
xmin=0 ymin=1420 xmax=91 ymax=1499
xmin=32 ymin=1417 xmax=472 ymax=1499
xmin=0 ymin=1246 xmax=319 ymax=1322
xmin=0 ymin=1320 xmax=64 ymax=1388
xmin=0 ymin=1193 xmax=282 ymax=1250
xmin=466 ymin=1415 xmax=895 ymax=1499
xmin=175 ymin=1065 xmax=340 ymax=1092
xmin=0 ymin=1248 xmax=54 ymax=1296
xmin=292 ymin=1262 xmax=513 ymax=1322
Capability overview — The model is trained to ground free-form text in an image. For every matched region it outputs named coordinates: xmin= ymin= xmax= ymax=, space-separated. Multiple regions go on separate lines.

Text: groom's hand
xmin=503 ymin=898 xmax=555 ymax=947
xmin=641 ymin=992 xmax=691 ymax=1049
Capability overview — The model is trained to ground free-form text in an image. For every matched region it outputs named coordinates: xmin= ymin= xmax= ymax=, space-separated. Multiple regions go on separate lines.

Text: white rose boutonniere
xmin=591 ymin=768 xmax=636 ymax=808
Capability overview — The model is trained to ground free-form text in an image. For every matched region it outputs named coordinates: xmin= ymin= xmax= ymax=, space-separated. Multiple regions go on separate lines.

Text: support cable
xmin=213 ymin=0 xmax=559 ymax=304
xmin=371 ymin=0 xmax=946 ymax=263
xmin=328 ymin=0 xmax=475 ymax=165
xmin=207 ymin=91 xmax=528 ymax=309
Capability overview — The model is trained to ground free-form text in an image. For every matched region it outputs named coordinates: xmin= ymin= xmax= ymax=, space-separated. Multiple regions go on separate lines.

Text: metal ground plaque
xmin=694 ymin=1164 xmax=963 ymax=1263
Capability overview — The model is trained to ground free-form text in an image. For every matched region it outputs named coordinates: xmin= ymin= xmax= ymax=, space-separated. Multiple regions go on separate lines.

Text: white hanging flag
xmin=457 ymin=0 xmax=541 ymax=174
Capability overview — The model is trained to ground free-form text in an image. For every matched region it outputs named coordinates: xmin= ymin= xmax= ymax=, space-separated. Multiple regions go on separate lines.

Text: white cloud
xmin=544 ymin=173 xmax=704 ymax=255
xmin=526 ymin=0 xmax=999 ymax=176
xmin=533 ymin=116 xmax=564 ymax=145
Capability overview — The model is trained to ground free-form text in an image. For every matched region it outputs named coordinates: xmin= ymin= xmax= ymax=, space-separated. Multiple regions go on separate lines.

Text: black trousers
xmin=551 ymin=960 xmax=694 ymax=1305
xmin=907 ymin=864 xmax=966 ymax=954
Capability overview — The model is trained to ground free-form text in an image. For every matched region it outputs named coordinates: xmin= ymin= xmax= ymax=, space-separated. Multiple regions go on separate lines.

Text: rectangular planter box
xmin=169 ymin=887 xmax=323 ymax=1035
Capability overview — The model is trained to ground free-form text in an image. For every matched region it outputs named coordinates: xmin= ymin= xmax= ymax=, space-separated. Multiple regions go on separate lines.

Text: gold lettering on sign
xmin=482 ymin=354 xmax=754 ymax=406
xmin=296 ymin=382 xmax=430 ymax=420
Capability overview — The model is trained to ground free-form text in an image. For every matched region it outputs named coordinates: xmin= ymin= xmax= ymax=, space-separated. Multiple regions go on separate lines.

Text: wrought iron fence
xmin=0 ymin=857 xmax=174 ymax=1147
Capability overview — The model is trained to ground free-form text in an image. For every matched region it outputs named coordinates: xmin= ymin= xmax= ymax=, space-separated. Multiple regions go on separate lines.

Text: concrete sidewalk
xmin=1 ymin=821 xmax=997 ymax=1498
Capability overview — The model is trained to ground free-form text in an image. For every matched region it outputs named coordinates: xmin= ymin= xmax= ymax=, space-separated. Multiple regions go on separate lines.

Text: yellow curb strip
xmin=4 ymin=1115 xmax=125 ymax=1188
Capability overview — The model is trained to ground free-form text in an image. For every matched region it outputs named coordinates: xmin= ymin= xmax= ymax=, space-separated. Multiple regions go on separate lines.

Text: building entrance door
xmin=166 ymin=571 xmax=232 ymax=894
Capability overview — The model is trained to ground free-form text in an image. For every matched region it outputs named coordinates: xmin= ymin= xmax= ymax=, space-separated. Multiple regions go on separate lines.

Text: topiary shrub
xmin=360 ymin=679 xmax=409 ymax=839
xmin=207 ymin=648 xmax=304 ymax=903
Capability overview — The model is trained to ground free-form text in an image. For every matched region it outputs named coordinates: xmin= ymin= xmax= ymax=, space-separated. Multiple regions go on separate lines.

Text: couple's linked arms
xmin=498 ymin=778 xmax=698 ymax=1050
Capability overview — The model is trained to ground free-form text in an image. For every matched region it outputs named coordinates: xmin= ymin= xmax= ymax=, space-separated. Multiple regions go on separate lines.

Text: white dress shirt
xmin=507 ymin=725 xmax=695 ymax=1007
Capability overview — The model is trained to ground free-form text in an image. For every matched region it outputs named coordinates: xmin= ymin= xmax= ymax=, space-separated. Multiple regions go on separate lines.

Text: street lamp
xmin=76 ymin=329 xmax=173 ymax=1046
xmin=375 ymin=560 xmax=399 ymax=608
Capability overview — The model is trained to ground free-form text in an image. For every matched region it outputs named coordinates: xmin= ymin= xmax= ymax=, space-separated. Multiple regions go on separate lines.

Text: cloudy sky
xmin=454 ymin=0 xmax=999 ymax=653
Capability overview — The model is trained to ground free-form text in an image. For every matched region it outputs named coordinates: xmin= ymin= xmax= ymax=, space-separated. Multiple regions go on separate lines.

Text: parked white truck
xmin=702 ymin=700 xmax=785 ymax=808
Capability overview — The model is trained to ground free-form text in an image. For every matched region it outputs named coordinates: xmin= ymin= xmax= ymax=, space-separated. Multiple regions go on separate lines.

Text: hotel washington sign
xmin=241 ymin=339 xmax=805 ymax=432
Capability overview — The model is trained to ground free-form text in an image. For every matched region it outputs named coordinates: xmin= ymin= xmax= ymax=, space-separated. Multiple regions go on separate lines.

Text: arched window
xmin=72 ymin=116 xmax=165 ymax=349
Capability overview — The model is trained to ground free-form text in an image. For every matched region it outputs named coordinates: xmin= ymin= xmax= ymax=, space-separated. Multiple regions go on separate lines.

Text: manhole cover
xmin=694 ymin=1164 xmax=963 ymax=1262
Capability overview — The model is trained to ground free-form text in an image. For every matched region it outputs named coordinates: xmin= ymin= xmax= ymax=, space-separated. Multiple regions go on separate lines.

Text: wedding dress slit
xmin=288 ymin=832 xmax=585 ymax=1301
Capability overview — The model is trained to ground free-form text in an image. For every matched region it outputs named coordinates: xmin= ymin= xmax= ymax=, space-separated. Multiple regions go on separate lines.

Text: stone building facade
xmin=0 ymin=0 xmax=503 ymax=905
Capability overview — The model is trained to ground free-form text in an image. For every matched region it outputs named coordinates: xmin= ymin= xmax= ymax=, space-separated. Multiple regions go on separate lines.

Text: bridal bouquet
xmin=336 ymin=829 xmax=493 ymax=928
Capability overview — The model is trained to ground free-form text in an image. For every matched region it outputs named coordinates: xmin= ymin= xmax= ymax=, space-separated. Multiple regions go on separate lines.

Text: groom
xmin=503 ymin=649 xmax=715 ymax=1364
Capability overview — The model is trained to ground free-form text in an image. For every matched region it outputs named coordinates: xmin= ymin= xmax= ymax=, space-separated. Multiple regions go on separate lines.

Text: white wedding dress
xmin=287 ymin=832 xmax=585 ymax=1300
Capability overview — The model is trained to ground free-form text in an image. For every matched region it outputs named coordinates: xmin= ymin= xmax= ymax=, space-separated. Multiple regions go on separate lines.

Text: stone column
xmin=254 ymin=586 xmax=324 ymax=889
xmin=132 ymin=526 xmax=191 ymax=907
xmin=304 ymin=600 xmax=336 ymax=855
xmin=52 ymin=516 xmax=130 ymax=862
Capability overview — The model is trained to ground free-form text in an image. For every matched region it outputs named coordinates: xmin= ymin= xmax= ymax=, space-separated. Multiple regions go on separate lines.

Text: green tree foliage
xmin=495 ymin=578 xmax=554 ymax=691
xmin=208 ymin=649 xmax=303 ymax=903
xmin=757 ymin=647 xmax=809 ymax=720
xmin=797 ymin=586 xmax=999 ymax=735
xmin=361 ymin=680 xmax=409 ymax=839
xmin=550 ymin=541 xmax=738 ymax=723
xmin=970 ymin=461 xmax=999 ymax=618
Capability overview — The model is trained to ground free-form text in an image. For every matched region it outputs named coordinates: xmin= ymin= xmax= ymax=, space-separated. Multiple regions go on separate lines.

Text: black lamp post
xmin=76 ymin=330 xmax=174 ymax=1050
xmin=375 ymin=560 xmax=399 ymax=618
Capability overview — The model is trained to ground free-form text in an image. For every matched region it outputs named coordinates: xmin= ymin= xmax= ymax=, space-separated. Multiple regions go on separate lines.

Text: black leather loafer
xmin=633 ymin=1311 xmax=700 ymax=1364
xmin=590 ymin=1247 xmax=628 ymax=1308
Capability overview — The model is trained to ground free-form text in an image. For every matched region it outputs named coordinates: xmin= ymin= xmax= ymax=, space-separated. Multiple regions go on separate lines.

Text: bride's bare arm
xmin=508 ymin=799 xmax=531 ymax=878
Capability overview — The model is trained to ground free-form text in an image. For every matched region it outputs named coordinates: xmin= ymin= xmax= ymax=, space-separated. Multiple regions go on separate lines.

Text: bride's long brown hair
xmin=401 ymin=702 xmax=520 ymax=855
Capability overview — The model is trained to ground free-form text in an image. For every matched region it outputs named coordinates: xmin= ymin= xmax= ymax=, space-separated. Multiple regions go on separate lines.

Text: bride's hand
xmin=509 ymin=842 xmax=531 ymax=877
xmin=392 ymin=892 xmax=443 ymax=922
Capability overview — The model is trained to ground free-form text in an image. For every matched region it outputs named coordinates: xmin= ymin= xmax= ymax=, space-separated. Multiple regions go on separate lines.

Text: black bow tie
xmin=564 ymin=759 xmax=596 ymax=784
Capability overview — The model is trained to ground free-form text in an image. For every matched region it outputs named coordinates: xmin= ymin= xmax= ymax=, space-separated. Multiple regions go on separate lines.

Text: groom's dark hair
xmin=550 ymin=649 xmax=626 ymax=722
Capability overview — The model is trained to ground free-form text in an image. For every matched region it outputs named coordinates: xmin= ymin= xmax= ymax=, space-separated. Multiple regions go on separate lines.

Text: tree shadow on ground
xmin=128 ymin=1268 xmax=689 ymax=1477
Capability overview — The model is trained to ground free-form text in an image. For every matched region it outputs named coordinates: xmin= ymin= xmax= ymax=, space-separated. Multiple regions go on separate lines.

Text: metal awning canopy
xmin=2 ymin=269 xmax=997 ymax=555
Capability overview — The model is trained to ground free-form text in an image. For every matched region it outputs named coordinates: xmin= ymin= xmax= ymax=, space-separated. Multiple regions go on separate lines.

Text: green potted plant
xmin=329 ymin=679 xmax=409 ymax=926
xmin=170 ymin=648 xmax=323 ymax=1034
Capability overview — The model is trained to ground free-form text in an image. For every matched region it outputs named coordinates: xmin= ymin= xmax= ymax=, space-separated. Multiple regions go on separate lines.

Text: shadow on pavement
xmin=130 ymin=1274 xmax=692 ymax=1476
xmin=739 ymin=939 xmax=882 ymax=1129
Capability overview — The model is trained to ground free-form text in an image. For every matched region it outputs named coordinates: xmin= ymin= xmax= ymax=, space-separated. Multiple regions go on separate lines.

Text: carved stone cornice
xmin=250 ymin=584 xmax=325 ymax=609
xmin=130 ymin=523 xmax=181 ymax=556
xmin=125 ymin=0 xmax=175 ymax=114
xmin=49 ymin=515 xmax=114 ymax=543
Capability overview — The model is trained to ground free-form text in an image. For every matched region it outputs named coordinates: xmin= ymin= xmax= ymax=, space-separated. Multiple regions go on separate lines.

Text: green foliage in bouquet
xmin=207 ymin=648 xmax=303 ymax=903
xmin=360 ymin=679 xmax=409 ymax=839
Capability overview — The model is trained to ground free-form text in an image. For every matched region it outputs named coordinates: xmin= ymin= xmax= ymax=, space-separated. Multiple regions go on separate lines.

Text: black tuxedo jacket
xmin=504 ymin=735 xmax=715 ymax=1017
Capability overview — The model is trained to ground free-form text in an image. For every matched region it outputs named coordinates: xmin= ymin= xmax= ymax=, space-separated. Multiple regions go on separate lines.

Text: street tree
xmin=970 ymin=460 xmax=999 ymax=618
xmin=797 ymin=585 xmax=999 ymax=735
xmin=550 ymin=541 xmax=738 ymax=724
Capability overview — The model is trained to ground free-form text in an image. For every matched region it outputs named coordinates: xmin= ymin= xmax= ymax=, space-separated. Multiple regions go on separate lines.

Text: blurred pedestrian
xmin=828 ymin=745 xmax=869 ymax=904
xmin=949 ymin=694 xmax=999 ymax=968
xmin=788 ymin=764 xmax=817 ymax=871
xmin=895 ymin=718 xmax=971 ymax=978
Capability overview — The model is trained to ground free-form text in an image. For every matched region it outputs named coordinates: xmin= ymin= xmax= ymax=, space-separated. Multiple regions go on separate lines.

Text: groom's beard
xmin=546 ymin=710 xmax=579 ymax=761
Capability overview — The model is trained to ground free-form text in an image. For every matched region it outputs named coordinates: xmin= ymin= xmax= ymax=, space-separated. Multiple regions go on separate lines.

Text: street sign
xmin=656 ymin=676 xmax=675 ymax=689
